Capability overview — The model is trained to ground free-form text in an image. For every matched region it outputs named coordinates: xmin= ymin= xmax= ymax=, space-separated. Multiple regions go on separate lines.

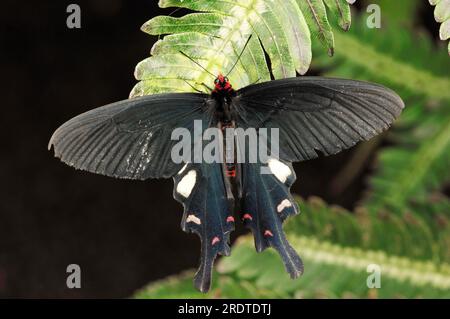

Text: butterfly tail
xmin=241 ymin=160 xmax=303 ymax=278
xmin=173 ymin=163 xmax=234 ymax=292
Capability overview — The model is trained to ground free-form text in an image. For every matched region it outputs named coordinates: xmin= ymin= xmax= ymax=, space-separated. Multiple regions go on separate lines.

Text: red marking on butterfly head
xmin=214 ymin=73 xmax=232 ymax=92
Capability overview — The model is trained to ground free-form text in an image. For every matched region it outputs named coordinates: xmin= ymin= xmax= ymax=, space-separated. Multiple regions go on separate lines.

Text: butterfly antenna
xmin=226 ymin=34 xmax=253 ymax=77
xmin=179 ymin=51 xmax=216 ymax=78
xmin=183 ymin=80 xmax=206 ymax=94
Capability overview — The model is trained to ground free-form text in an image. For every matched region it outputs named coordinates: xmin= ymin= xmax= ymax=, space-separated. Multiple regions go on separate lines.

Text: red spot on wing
xmin=226 ymin=216 xmax=235 ymax=223
xmin=264 ymin=230 xmax=274 ymax=237
xmin=211 ymin=236 xmax=220 ymax=245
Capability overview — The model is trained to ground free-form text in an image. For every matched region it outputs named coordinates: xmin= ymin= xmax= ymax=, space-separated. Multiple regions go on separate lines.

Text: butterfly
xmin=49 ymin=67 xmax=404 ymax=293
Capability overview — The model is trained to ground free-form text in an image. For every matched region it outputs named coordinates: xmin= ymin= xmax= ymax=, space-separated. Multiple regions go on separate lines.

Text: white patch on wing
xmin=277 ymin=199 xmax=292 ymax=213
xmin=268 ymin=158 xmax=291 ymax=183
xmin=177 ymin=164 xmax=188 ymax=175
xmin=186 ymin=214 xmax=201 ymax=225
xmin=177 ymin=170 xmax=196 ymax=198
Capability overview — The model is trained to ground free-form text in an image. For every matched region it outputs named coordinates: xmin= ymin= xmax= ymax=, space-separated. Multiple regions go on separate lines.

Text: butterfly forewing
xmin=49 ymin=93 xmax=211 ymax=179
xmin=234 ymin=77 xmax=405 ymax=162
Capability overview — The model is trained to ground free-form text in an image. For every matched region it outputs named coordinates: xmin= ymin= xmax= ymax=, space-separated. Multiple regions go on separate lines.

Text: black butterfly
xmin=49 ymin=73 xmax=404 ymax=292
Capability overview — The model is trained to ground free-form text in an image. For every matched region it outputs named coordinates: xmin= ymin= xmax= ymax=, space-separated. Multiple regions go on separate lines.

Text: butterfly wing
xmin=240 ymin=160 xmax=303 ymax=278
xmin=233 ymin=76 xmax=404 ymax=278
xmin=234 ymin=77 xmax=405 ymax=162
xmin=173 ymin=162 xmax=234 ymax=293
xmin=49 ymin=93 xmax=212 ymax=179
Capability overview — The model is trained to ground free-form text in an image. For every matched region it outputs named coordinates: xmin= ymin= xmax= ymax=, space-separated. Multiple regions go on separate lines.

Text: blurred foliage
xmin=135 ymin=1 xmax=450 ymax=298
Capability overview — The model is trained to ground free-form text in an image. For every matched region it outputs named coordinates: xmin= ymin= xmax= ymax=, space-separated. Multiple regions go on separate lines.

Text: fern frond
xmin=134 ymin=195 xmax=450 ymax=298
xmin=219 ymin=236 xmax=450 ymax=295
xmin=313 ymin=19 xmax=450 ymax=100
xmin=286 ymin=197 xmax=450 ymax=263
xmin=131 ymin=0 xmax=356 ymax=96
xmin=366 ymin=112 xmax=450 ymax=212
xmin=312 ymin=17 xmax=450 ymax=215
xmin=133 ymin=180 xmax=450 ymax=298
xmin=134 ymin=234 xmax=450 ymax=298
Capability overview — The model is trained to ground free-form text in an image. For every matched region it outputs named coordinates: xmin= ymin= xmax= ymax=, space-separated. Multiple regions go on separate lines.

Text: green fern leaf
xmin=218 ymin=235 xmax=450 ymax=297
xmin=323 ymin=0 xmax=352 ymax=31
xmin=133 ymin=196 xmax=450 ymax=298
xmin=312 ymin=17 xmax=450 ymax=214
xmin=296 ymin=0 xmax=334 ymax=56
xmin=134 ymin=234 xmax=450 ymax=298
xmin=284 ymin=197 xmax=449 ymax=263
xmin=131 ymin=0 xmax=355 ymax=96
xmin=367 ymin=114 xmax=450 ymax=211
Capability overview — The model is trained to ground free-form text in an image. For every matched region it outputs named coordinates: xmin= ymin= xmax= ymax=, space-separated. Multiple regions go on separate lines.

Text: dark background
xmin=0 ymin=1 xmax=439 ymax=298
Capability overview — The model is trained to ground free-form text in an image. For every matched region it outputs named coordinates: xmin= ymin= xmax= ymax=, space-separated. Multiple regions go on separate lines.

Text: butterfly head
xmin=214 ymin=73 xmax=232 ymax=92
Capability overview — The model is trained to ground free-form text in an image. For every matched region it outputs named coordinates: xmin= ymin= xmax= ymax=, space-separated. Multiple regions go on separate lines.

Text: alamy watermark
xmin=171 ymin=120 xmax=279 ymax=172
xmin=366 ymin=264 xmax=381 ymax=289
xmin=366 ymin=4 xmax=381 ymax=29
xmin=66 ymin=264 xmax=81 ymax=289
xmin=66 ymin=4 xmax=81 ymax=29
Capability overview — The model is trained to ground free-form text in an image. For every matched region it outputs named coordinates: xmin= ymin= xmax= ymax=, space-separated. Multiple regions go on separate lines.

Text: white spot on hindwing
xmin=268 ymin=158 xmax=291 ymax=183
xmin=177 ymin=164 xmax=188 ymax=175
xmin=186 ymin=214 xmax=201 ymax=225
xmin=177 ymin=170 xmax=196 ymax=198
xmin=277 ymin=199 xmax=292 ymax=213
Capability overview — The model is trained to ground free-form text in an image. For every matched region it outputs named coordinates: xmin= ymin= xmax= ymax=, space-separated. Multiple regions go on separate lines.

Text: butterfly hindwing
xmin=173 ymin=163 xmax=234 ymax=292
xmin=240 ymin=159 xmax=303 ymax=278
